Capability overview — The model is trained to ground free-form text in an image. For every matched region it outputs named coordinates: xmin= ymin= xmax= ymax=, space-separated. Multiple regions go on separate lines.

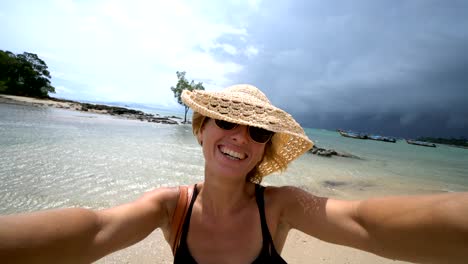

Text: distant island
xmin=417 ymin=137 xmax=468 ymax=148
xmin=336 ymin=129 xmax=468 ymax=149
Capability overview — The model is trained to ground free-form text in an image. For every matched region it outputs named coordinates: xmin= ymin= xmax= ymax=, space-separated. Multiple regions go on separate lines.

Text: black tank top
xmin=173 ymin=184 xmax=288 ymax=264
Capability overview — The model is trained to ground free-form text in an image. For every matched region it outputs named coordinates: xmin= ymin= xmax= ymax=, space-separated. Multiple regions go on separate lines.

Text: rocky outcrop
xmin=0 ymin=95 xmax=181 ymax=125
xmin=79 ymin=103 xmax=180 ymax=124
xmin=308 ymin=145 xmax=361 ymax=159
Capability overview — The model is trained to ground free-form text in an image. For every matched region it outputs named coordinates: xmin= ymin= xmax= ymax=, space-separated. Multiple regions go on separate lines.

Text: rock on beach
xmin=308 ymin=145 xmax=361 ymax=159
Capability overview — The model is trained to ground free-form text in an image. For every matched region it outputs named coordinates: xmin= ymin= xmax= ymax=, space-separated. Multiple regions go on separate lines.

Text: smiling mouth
xmin=219 ymin=146 xmax=247 ymax=160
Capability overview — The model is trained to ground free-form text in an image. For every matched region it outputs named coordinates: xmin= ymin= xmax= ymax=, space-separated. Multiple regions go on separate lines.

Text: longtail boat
xmin=406 ymin=139 xmax=436 ymax=147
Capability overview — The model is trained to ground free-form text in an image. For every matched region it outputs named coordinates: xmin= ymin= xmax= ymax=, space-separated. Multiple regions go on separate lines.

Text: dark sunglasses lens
xmin=249 ymin=127 xmax=274 ymax=143
xmin=215 ymin=119 xmax=238 ymax=130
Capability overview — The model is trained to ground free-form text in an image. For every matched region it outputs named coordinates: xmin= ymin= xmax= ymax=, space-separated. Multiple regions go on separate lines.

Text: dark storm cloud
xmin=212 ymin=1 xmax=468 ymax=137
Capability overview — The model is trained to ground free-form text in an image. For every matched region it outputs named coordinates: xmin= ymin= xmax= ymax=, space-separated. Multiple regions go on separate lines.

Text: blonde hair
xmin=191 ymin=111 xmax=283 ymax=183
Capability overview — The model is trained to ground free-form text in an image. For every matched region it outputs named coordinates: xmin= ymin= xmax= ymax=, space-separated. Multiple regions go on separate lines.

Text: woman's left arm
xmin=355 ymin=192 xmax=468 ymax=263
xmin=278 ymin=187 xmax=468 ymax=263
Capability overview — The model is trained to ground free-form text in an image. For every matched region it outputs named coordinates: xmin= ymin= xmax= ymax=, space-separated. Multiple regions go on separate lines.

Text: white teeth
xmin=220 ymin=146 xmax=246 ymax=160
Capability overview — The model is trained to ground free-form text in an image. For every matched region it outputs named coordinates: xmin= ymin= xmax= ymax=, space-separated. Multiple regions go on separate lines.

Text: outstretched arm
xmin=0 ymin=187 xmax=177 ymax=263
xmin=356 ymin=193 xmax=468 ymax=263
xmin=279 ymin=187 xmax=468 ymax=264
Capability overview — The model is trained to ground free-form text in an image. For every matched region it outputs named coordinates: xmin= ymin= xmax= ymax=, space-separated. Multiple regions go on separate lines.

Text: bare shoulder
xmin=136 ymin=186 xmax=181 ymax=226
xmin=138 ymin=186 xmax=180 ymax=208
xmin=261 ymin=186 xmax=316 ymax=221
xmin=262 ymin=185 xmax=323 ymax=249
xmin=263 ymin=185 xmax=329 ymax=227
xmin=264 ymin=185 xmax=367 ymax=248
xmin=264 ymin=185 xmax=322 ymax=209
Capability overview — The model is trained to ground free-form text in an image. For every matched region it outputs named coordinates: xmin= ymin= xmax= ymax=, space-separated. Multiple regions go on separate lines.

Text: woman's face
xmin=198 ymin=118 xmax=266 ymax=179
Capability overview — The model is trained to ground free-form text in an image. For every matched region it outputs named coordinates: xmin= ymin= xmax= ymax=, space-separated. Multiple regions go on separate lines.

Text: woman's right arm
xmin=0 ymin=187 xmax=178 ymax=263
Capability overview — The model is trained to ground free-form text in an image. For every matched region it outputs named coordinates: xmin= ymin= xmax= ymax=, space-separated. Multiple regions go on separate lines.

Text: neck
xmin=200 ymin=169 xmax=254 ymax=217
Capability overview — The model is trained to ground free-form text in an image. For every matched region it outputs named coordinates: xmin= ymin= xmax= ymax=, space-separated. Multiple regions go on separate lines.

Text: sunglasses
xmin=214 ymin=119 xmax=274 ymax=144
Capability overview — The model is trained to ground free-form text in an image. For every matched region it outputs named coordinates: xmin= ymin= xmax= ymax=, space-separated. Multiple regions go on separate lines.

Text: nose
xmin=230 ymin=125 xmax=250 ymax=144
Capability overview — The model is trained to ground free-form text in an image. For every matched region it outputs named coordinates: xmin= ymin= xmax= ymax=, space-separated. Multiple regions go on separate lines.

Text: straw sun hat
xmin=181 ymin=84 xmax=313 ymax=178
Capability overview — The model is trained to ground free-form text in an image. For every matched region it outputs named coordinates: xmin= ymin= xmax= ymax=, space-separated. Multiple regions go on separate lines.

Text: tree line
xmin=0 ymin=50 xmax=55 ymax=98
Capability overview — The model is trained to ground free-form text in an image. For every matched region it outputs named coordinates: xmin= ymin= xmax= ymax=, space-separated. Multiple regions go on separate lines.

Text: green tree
xmin=0 ymin=51 xmax=17 ymax=94
xmin=171 ymin=71 xmax=205 ymax=123
xmin=0 ymin=50 xmax=55 ymax=98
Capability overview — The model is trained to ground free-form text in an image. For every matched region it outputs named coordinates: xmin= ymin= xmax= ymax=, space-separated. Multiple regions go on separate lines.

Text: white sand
xmin=96 ymin=229 xmax=410 ymax=264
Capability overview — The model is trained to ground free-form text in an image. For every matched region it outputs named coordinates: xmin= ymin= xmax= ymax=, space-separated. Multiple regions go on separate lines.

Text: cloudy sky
xmin=1 ymin=0 xmax=467 ymax=137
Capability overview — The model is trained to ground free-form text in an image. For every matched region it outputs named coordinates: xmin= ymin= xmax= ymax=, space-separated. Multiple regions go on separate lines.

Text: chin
xmin=207 ymin=164 xmax=249 ymax=181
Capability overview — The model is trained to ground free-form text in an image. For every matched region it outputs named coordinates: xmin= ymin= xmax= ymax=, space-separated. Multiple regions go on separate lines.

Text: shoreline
xmin=0 ymin=94 xmax=182 ymax=125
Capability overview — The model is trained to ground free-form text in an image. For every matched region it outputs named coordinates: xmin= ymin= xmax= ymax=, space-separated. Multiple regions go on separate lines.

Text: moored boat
xmin=338 ymin=130 xmax=367 ymax=139
xmin=406 ymin=139 xmax=436 ymax=147
xmin=368 ymin=135 xmax=397 ymax=143
xmin=337 ymin=130 xmax=396 ymax=142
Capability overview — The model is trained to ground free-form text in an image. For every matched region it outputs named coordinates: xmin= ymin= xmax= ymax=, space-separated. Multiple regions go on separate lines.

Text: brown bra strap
xmin=169 ymin=185 xmax=194 ymax=255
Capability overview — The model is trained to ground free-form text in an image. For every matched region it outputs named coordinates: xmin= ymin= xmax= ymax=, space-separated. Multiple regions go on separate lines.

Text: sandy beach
xmin=96 ymin=229 xmax=410 ymax=264
xmin=0 ymin=94 xmax=82 ymax=110
xmin=0 ymin=94 xmax=421 ymax=263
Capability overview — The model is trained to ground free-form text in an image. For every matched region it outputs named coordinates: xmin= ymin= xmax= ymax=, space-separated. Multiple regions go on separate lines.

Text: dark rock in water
xmin=308 ymin=145 xmax=361 ymax=159
xmin=322 ymin=180 xmax=348 ymax=187
xmin=161 ymin=120 xmax=178 ymax=125
xmin=148 ymin=117 xmax=178 ymax=125
xmin=317 ymin=149 xmax=336 ymax=157
xmin=335 ymin=151 xmax=361 ymax=159
xmin=81 ymin=103 xmax=145 ymax=116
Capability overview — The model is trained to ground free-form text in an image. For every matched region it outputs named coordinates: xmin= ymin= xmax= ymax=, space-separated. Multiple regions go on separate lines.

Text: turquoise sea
xmin=1 ymin=102 xmax=468 ymax=216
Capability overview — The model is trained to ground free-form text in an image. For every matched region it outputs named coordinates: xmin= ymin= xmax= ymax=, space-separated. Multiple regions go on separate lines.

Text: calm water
xmin=1 ymin=103 xmax=468 ymax=214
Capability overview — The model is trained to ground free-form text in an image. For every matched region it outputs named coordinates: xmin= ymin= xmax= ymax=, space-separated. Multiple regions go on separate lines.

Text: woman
xmin=1 ymin=84 xmax=467 ymax=264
